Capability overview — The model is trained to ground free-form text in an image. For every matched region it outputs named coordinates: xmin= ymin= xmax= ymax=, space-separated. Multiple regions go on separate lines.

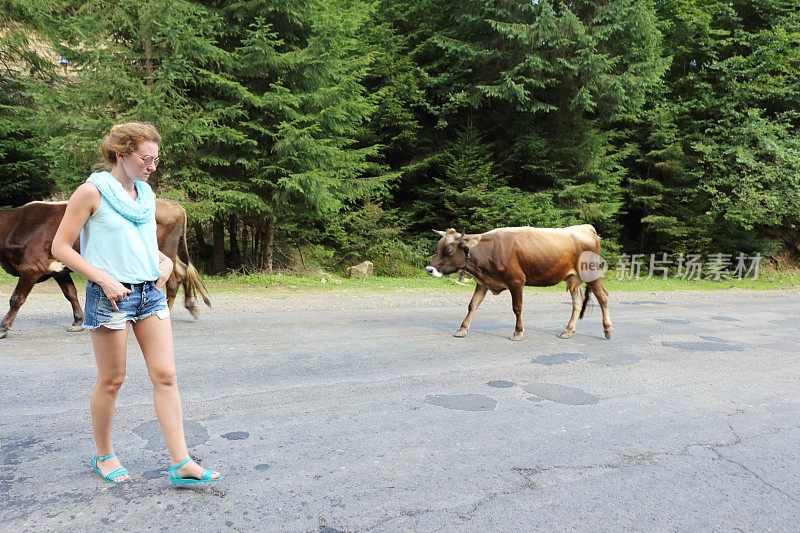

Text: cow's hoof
xmin=604 ymin=327 xmax=613 ymax=340
xmin=510 ymin=332 xmax=523 ymax=341
xmin=0 ymin=330 xmax=7 ymax=339
xmin=67 ymin=325 xmax=85 ymax=332
xmin=558 ymin=330 xmax=574 ymax=339
xmin=453 ymin=329 xmax=468 ymax=338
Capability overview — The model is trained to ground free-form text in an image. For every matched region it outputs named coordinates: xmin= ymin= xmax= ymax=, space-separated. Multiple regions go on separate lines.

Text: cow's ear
xmin=462 ymin=234 xmax=481 ymax=249
xmin=432 ymin=230 xmax=446 ymax=237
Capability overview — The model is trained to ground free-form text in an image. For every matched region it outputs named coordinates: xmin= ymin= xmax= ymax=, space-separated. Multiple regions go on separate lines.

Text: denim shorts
xmin=83 ymin=280 xmax=170 ymax=330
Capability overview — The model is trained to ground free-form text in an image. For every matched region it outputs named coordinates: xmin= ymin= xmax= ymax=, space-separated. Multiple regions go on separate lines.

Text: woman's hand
xmin=156 ymin=255 xmax=174 ymax=289
xmin=98 ymin=277 xmax=131 ymax=311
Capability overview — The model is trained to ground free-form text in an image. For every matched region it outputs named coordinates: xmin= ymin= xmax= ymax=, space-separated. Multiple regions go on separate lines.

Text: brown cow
xmin=0 ymin=199 xmax=210 ymax=339
xmin=426 ymin=225 xmax=613 ymax=340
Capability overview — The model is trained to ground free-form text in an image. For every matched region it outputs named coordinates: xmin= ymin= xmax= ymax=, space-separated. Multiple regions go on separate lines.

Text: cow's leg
xmin=167 ymin=257 xmax=200 ymax=319
xmin=165 ymin=273 xmax=179 ymax=312
xmin=509 ymin=284 xmax=525 ymax=341
xmin=559 ymin=275 xmax=583 ymax=339
xmin=54 ymin=272 xmax=84 ymax=332
xmin=182 ymin=293 xmax=198 ymax=319
xmin=588 ymin=278 xmax=613 ymax=339
xmin=0 ymin=275 xmax=37 ymax=339
xmin=181 ymin=276 xmax=199 ymax=319
xmin=455 ymin=284 xmax=488 ymax=338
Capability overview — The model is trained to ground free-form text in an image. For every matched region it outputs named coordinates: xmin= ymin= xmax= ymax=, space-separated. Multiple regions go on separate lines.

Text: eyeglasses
xmin=132 ymin=153 xmax=161 ymax=168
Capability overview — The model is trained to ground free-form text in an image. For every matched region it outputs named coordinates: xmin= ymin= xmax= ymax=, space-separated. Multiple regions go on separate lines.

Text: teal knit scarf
xmin=86 ymin=171 xmax=155 ymax=224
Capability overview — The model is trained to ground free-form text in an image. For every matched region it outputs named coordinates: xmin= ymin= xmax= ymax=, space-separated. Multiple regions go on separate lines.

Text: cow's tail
xmin=579 ymin=288 xmax=592 ymax=319
xmin=579 ymin=286 xmax=608 ymax=319
xmin=180 ymin=216 xmax=211 ymax=310
xmin=184 ymin=263 xmax=211 ymax=308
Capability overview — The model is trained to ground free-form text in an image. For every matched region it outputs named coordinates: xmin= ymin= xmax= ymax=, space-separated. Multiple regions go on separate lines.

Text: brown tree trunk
xmin=193 ymin=221 xmax=207 ymax=249
xmin=265 ymin=216 xmax=274 ymax=274
xmin=254 ymin=221 xmax=262 ymax=270
xmin=212 ymin=216 xmax=226 ymax=273
xmin=228 ymin=215 xmax=240 ymax=267
xmin=241 ymin=221 xmax=250 ymax=267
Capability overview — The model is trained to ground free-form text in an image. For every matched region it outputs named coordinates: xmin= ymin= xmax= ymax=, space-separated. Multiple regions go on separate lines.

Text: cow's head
xmin=425 ymin=228 xmax=481 ymax=277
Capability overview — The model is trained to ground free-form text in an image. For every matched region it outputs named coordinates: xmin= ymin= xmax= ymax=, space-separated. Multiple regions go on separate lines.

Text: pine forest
xmin=2 ymin=0 xmax=799 ymax=275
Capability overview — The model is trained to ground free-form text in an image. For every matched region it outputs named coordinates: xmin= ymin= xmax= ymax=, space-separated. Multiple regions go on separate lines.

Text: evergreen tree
xmin=626 ymin=102 xmax=713 ymax=254
xmin=641 ymin=0 xmax=800 ymax=255
xmin=392 ymin=0 xmax=667 ymax=246
xmin=30 ymin=3 xmax=251 ymax=198
xmin=24 ymin=0 xmax=261 ymax=270
xmin=218 ymin=0 xmax=392 ymax=271
xmin=363 ymin=1 xmax=429 ymax=170
xmin=5 ymin=0 xmax=799 ymax=271
xmin=0 ymin=77 xmax=52 ymax=207
xmin=0 ymin=1 xmax=58 ymax=206
xmin=411 ymin=127 xmax=557 ymax=233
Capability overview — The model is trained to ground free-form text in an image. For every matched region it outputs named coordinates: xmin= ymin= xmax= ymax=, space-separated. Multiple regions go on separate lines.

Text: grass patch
xmin=602 ymin=270 xmax=800 ymax=291
xmin=3 ymin=269 xmax=799 ymax=294
xmin=203 ymin=272 xmax=463 ymax=293
xmin=200 ymin=269 xmax=800 ymax=293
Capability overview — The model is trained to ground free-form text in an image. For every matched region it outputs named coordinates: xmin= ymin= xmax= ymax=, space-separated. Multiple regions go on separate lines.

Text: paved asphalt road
xmin=1 ymin=285 xmax=799 ymax=532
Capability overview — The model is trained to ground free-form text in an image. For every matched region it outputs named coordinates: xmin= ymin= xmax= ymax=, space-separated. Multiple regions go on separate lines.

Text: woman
xmin=52 ymin=122 xmax=221 ymax=486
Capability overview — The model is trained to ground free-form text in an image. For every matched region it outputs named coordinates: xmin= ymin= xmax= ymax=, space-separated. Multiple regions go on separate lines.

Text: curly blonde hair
xmin=100 ymin=122 xmax=161 ymax=164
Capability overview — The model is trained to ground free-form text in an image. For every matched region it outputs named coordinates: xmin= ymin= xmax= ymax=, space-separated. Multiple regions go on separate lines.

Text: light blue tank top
xmin=80 ymin=182 xmax=161 ymax=284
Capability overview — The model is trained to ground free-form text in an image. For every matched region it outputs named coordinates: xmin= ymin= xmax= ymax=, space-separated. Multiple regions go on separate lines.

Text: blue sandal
xmin=92 ymin=452 xmax=130 ymax=484
xmin=169 ymin=457 xmax=221 ymax=487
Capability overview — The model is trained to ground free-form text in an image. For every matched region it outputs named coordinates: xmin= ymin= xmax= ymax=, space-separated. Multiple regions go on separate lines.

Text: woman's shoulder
xmin=70 ymin=182 xmax=102 ymax=209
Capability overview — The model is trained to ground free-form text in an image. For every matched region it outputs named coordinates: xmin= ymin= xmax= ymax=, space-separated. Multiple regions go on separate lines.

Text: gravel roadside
xmin=3 ymin=278 xmax=800 ymax=314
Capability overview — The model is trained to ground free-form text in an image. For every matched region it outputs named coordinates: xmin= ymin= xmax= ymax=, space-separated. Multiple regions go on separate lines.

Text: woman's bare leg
xmin=133 ymin=315 xmax=219 ymax=480
xmin=89 ymin=326 xmax=131 ymax=482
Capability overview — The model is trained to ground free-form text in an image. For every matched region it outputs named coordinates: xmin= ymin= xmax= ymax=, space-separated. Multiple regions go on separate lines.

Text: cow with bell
xmin=426 ymin=225 xmax=613 ymax=341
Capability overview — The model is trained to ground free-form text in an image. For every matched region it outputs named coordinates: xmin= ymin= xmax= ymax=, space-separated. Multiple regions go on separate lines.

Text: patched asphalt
xmin=1 ymin=286 xmax=799 ymax=531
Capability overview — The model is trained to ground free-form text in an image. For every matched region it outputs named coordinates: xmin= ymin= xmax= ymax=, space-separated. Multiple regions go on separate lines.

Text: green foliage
xmin=334 ymin=200 xmax=428 ymax=276
xmin=390 ymin=0 xmax=667 ymax=251
xmin=632 ymin=0 xmax=800 ymax=255
xmin=410 ymin=127 xmax=560 ymax=233
xmin=207 ymin=0 xmax=397 ymax=271
xmin=2 ymin=0 xmax=799 ymax=271
xmin=698 ymin=110 xmax=800 ymax=232
xmin=266 ymin=6 xmax=377 ymax=212
xmin=361 ymin=1 xmax=428 ymax=168
xmin=34 ymin=0 xmax=245 ymax=200
xmin=0 ymin=77 xmax=53 ymax=206
xmin=0 ymin=2 xmax=61 ymax=206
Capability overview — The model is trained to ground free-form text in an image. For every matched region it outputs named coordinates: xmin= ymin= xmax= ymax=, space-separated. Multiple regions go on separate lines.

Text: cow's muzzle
xmin=425 ymin=266 xmax=443 ymax=278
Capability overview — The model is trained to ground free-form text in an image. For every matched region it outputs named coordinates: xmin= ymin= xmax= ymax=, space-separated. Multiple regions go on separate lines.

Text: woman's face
xmin=120 ymin=141 xmax=160 ymax=181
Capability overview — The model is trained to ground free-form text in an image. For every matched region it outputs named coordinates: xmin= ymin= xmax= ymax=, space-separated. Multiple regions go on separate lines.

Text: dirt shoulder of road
xmin=3 ymin=278 xmax=798 ymax=315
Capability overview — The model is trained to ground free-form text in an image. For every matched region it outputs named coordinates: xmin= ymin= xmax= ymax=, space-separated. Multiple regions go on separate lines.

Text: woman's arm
xmin=52 ymin=183 xmax=131 ymax=307
xmin=155 ymin=251 xmax=174 ymax=289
